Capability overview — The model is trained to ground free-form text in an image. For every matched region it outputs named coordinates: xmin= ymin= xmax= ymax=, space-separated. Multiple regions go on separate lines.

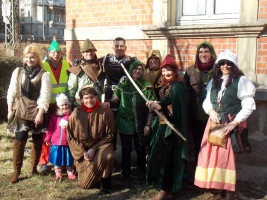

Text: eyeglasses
xmin=133 ymin=67 xmax=143 ymax=71
xmin=218 ymin=60 xmax=234 ymax=67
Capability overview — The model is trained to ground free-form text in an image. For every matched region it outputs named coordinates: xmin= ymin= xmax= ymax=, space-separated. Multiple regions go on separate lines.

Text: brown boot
xmin=9 ymin=140 xmax=27 ymax=184
xmin=30 ymin=138 xmax=43 ymax=175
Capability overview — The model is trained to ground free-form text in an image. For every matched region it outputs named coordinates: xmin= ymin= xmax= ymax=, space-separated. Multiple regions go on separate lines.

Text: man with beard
xmin=101 ymin=37 xmax=137 ymax=151
xmin=39 ymin=39 xmax=71 ymax=174
xmin=67 ymin=39 xmax=104 ymax=106
xmin=184 ymin=41 xmax=217 ymax=165
xmin=101 ymin=37 xmax=137 ymax=101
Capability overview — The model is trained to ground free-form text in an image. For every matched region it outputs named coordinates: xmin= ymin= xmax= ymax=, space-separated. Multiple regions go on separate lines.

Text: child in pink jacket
xmin=44 ymin=93 xmax=76 ymax=180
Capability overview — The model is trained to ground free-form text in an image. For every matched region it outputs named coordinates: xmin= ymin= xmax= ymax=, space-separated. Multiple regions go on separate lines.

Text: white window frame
xmin=176 ymin=0 xmax=240 ymax=25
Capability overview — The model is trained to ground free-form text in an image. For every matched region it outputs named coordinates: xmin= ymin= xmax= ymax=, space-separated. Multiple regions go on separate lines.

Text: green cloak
xmin=147 ymin=80 xmax=188 ymax=192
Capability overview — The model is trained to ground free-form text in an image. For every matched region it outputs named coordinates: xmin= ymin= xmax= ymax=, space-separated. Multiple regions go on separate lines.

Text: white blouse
xmin=203 ymin=75 xmax=256 ymax=124
xmin=7 ymin=67 xmax=52 ymax=112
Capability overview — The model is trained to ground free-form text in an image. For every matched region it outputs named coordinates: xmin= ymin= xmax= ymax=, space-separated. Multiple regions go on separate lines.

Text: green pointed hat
xmin=81 ymin=39 xmax=97 ymax=52
xmin=48 ymin=40 xmax=61 ymax=51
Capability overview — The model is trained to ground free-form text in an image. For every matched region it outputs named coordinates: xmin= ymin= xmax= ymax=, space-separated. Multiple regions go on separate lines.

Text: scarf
xmin=80 ymin=58 xmax=101 ymax=83
xmin=48 ymin=57 xmax=62 ymax=69
xmin=81 ymin=100 xmax=100 ymax=113
xmin=56 ymin=109 xmax=71 ymax=116
xmin=21 ymin=63 xmax=42 ymax=99
xmin=195 ymin=57 xmax=215 ymax=72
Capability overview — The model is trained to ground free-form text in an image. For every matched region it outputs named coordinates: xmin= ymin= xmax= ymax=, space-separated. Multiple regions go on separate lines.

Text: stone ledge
xmin=255 ymin=89 xmax=267 ymax=101
xmin=142 ymin=22 xmax=267 ymax=39
xmin=64 ymin=26 xmax=150 ymax=41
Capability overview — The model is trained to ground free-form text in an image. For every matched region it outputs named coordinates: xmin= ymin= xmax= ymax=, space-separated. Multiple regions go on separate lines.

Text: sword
xmin=120 ymin=63 xmax=186 ymax=141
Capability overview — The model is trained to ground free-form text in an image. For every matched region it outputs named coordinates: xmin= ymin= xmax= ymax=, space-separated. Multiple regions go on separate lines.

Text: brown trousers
xmin=76 ymin=143 xmax=115 ymax=189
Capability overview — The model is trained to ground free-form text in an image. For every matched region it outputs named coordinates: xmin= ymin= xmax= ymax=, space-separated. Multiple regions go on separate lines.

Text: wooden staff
xmin=120 ymin=63 xmax=186 ymax=141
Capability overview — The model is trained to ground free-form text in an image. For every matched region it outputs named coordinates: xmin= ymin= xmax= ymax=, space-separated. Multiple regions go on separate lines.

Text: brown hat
xmin=81 ymin=39 xmax=97 ymax=52
xmin=146 ymin=49 xmax=162 ymax=68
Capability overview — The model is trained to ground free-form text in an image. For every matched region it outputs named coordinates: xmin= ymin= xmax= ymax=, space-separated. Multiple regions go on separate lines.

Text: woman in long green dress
xmin=146 ymin=54 xmax=188 ymax=200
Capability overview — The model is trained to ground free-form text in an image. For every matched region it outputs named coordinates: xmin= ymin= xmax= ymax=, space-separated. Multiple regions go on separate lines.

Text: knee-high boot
xmin=9 ymin=140 xmax=27 ymax=184
xmin=30 ymin=137 xmax=43 ymax=175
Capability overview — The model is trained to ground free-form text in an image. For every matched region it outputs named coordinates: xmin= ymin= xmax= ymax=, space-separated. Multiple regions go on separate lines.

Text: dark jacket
xmin=184 ymin=41 xmax=216 ymax=121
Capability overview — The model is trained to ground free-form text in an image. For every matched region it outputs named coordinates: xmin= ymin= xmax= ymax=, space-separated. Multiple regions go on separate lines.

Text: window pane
xmin=183 ymin=0 xmax=206 ymax=16
xmin=215 ymin=0 xmax=240 ymax=14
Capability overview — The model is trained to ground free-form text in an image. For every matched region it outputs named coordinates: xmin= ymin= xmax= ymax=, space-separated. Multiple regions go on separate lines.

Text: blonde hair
xmin=23 ymin=44 xmax=43 ymax=67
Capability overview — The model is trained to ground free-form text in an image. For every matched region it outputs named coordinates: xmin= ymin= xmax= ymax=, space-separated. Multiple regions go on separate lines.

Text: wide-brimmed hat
xmin=215 ymin=50 xmax=239 ymax=68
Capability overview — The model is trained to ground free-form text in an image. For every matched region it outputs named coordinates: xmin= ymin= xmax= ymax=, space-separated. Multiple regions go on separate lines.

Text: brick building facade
xmin=65 ymin=0 xmax=267 ymax=186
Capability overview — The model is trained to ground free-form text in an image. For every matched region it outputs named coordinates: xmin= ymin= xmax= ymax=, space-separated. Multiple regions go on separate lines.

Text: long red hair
xmin=160 ymin=65 xmax=184 ymax=86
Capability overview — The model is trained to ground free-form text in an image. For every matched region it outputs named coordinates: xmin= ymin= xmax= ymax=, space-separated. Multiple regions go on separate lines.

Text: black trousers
xmin=191 ymin=119 xmax=207 ymax=163
xmin=119 ymin=132 xmax=146 ymax=178
xmin=15 ymin=131 xmax=43 ymax=141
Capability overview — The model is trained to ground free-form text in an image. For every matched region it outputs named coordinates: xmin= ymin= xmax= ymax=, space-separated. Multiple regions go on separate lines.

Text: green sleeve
xmin=67 ymin=73 xmax=79 ymax=105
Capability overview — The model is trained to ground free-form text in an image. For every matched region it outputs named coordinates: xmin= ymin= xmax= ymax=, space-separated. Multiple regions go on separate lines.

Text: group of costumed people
xmin=6 ymin=37 xmax=256 ymax=200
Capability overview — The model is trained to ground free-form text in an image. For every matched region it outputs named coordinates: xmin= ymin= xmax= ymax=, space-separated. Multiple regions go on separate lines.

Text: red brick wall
xmin=257 ymin=38 xmax=267 ymax=74
xmin=259 ymin=0 xmax=267 ymax=19
xmin=66 ymin=40 xmax=152 ymax=63
xmin=169 ymin=38 xmax=237 ymax=70
xmin=65 ymin=0 xmax=153 ymax=28
xmin=258 ymin=1 xmax=267 ymax=74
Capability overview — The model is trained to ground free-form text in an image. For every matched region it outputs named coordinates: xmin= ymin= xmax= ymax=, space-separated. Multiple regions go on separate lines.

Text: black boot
xmin=99 ymin=177 xmax=111 ymax=195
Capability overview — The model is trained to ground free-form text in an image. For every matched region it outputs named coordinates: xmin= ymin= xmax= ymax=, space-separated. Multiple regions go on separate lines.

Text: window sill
xmin=142 ymin=22 xmax=267 ymax=39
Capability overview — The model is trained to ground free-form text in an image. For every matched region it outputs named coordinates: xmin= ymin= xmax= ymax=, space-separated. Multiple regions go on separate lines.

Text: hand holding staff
xmin=120 ymin=63 xmax=186 ymax=142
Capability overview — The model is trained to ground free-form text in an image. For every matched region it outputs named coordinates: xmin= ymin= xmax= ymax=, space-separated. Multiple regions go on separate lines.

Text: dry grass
xmin=0 ymin=120 xmax=265 ymax=200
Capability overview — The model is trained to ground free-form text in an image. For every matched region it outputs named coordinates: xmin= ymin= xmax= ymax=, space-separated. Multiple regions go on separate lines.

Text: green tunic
xmin=115 ymin=61 xmax=156 ymax=134
xmin=146 ymin=80 xmax=188 ymax=192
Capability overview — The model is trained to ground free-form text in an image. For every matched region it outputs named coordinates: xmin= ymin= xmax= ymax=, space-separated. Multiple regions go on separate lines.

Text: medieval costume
xmin=7 ymin=44 xmax=52 ymax=183
xmin=106 ymin=61 xmax=156 ymax=186
xmin=146 ymin=55 xmax=188 ymax=193
xmin=67 ymin=39 xmax=104 ymax=105
xmin=67 ymin=101 xmax=115 ymax=189
xmin=101 ymin=53 xmax=137 ymax=100
xmin=100 ymin=50 xmax=137 ymax=152
xmin=143 ymin=49 xmax=162 ymax=100
xmin=184 ymin=41 xmax=217 ymax=163
xmin=7 ymin=66 xmax=51 ymax=134
xmin=194 ymin=50 xmax=256 ymax=196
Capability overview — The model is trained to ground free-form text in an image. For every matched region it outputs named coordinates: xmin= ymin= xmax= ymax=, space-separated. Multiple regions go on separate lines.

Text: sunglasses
xmin=218 ymin=60 xmax=234 ymax=67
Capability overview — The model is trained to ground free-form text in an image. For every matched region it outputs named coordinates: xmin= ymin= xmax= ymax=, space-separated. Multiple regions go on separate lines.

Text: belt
xmin=107 ymin=85 xmax=116 ymax=91
xmin=159 ymin=118 xmax=166 ymax=124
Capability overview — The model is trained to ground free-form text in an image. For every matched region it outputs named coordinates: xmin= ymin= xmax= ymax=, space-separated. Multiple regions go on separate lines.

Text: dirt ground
xmin=0 ymin=120 xmax=266 ymax=200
